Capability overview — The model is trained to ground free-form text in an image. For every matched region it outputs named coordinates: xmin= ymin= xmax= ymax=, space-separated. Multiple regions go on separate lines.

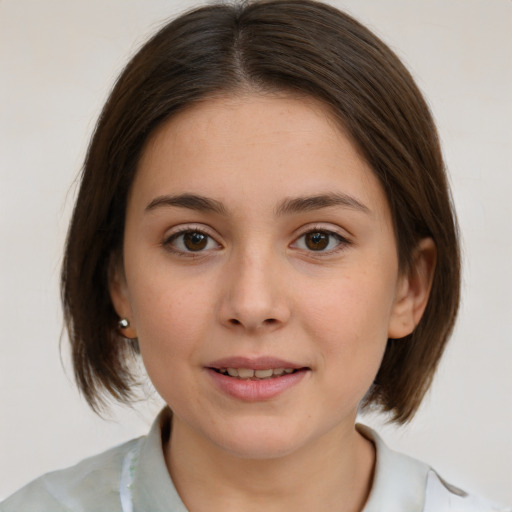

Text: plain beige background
xmin=1 ymin=0 xmax=511 ymax=505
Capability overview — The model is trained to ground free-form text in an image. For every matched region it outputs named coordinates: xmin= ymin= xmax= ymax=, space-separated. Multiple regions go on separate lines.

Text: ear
xmin=388 ymin=238 xmax=436 ymax=339
xmin=109 ymin=257 xmax=138 ymax=339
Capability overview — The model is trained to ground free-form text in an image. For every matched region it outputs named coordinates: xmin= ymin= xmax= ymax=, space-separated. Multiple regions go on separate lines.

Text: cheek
xmin=303 ymin=269 xmax=395 ymax=334
xmin=130 ymin=281 xmax=211 ymax=408
xmin=300 ymin=272 xmax=394 ymax=377
xmin=128 ymin=273 xmax=213 ymax=370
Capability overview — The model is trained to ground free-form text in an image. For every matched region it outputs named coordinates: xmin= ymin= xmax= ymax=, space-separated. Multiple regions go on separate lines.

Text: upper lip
xmin=206 ymin=356 xmax=307 ymax=370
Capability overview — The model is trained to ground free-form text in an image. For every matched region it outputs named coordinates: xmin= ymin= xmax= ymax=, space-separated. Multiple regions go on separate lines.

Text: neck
xmin=165 ymin=416 xmax=375 ymax=512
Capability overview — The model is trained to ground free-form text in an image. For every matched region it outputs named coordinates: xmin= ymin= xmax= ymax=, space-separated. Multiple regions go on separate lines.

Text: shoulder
xmin=423 ymin=470 xmax=511 ymax=512
xmin=0 ymin=437 xmax=142 ymax=512
xmin=357 ymin=424 xmax=511 ymax=512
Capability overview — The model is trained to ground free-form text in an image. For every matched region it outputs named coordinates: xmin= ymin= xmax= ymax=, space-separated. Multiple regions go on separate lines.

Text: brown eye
xmin=291 ymin=229 xmax=347 ymax=253
xmin=183 ymin=231 xmax=208 ymax=251
xmin=304 ymin=231 xmax=329 ymax=251
xmin=166 ymin=229 xmax=220 ymax=254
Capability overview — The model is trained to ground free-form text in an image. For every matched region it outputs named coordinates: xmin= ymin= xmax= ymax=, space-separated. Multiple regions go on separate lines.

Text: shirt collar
xmin=132 ymin=408 xmax=188 ymax=512
xmin=130 ymin=410 xmax=429 ymax=512
xmin=358 ymin=423 xmax=429 ymax=512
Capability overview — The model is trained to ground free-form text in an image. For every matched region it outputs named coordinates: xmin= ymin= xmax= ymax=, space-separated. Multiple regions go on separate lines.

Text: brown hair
xmin=62 ymin=0 xmax=460 ymax=422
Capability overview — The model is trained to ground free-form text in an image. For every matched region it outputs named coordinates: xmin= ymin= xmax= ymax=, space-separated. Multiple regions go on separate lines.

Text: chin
xmin=206 ymin=417 xmax=315 ymax=460
xmin=218 ymin=436 xmax=304 ymax=460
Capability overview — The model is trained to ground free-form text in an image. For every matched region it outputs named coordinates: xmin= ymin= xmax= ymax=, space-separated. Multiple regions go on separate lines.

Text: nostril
xmin=228 ymin=318 xmax=278 ymax=327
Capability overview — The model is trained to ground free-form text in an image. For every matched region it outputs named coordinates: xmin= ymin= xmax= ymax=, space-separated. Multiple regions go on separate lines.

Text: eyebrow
xmin=145 ymin=194 xmax=227 ymax=215
xmin=145 ymin=192 xmax=370 ymax=217
xmin=275 ymin=193 xmax=370 ymax=216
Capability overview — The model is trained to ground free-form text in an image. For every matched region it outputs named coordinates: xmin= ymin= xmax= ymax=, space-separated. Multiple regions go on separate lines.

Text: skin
xmin=111 ymin=93 xmax=435 ymax=512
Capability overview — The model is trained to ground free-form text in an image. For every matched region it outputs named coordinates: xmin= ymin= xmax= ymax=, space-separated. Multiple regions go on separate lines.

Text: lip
xmin=207 ymin=356 xmax=304 ymax=371
xmin=205 ymin=356 xmax=310 ymax=402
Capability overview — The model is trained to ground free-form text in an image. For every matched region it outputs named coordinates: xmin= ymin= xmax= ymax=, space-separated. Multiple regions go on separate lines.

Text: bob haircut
xmin=62 ymin=0 xmax=460 ymax=423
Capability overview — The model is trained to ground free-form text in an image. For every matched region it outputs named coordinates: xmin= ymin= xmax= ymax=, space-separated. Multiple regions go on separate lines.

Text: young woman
xmin=1 ymin=1 xmax=509 ymax=511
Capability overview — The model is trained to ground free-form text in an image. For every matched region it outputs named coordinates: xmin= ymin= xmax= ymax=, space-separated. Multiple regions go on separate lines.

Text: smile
xmin=207 ymin=360 xmax=309 ymax=401
xmin=216 ymin=368 xmax=297 ymax=379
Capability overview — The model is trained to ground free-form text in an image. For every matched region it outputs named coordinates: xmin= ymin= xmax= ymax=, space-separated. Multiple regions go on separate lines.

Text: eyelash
xmin=292 ymin=226 xmax=350 ymax=255
xmin=163 ymin=226 xmax=220 ymax=257
xmin=162 ymin=225 xmax=350 ymax=257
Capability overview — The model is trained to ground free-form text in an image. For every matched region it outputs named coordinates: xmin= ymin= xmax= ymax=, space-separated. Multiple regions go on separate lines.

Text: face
xmin=111 ymin=93 xmax=425 ymax=460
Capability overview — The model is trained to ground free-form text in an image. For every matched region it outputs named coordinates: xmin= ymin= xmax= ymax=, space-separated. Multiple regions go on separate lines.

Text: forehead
xmin=131 ymin=93 xmax=388 ymax=217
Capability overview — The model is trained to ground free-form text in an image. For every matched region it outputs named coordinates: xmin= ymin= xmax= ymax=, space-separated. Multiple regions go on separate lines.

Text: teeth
xmin=219 ymin=367 xmax=296 ymax=379
xmin=254 ymin=369 xmax=273 ymax=378
xmin=237 ymin=368 xmax=255 ymax=378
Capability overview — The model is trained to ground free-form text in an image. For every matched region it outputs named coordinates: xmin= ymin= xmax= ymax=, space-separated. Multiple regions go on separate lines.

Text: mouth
xmin=205 ymin=357 xmax=309 ymax=400
xmin=211 ymin=367 xmax=301 ymax=380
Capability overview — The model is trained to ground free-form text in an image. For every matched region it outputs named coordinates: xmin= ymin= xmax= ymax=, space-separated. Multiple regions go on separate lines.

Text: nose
xmin=217 ymin=248 xmax=291 ymax=333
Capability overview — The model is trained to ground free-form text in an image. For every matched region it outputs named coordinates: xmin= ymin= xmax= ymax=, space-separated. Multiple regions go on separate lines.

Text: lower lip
xmin=206 ymin=368 xmax=308 ymax=401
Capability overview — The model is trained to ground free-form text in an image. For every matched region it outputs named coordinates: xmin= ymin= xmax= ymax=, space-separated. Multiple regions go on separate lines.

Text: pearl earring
xmin=118 ymin=318 xmax=130 ymax=329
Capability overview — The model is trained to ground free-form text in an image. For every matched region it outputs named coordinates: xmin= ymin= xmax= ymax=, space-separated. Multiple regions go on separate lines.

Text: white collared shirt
xmin=2 ymin=409 xmax=509 ymax=512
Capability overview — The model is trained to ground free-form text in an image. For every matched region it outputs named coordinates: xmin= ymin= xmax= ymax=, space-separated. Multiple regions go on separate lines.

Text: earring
xmin=118 ymin=318 xmax=130 ymax=329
